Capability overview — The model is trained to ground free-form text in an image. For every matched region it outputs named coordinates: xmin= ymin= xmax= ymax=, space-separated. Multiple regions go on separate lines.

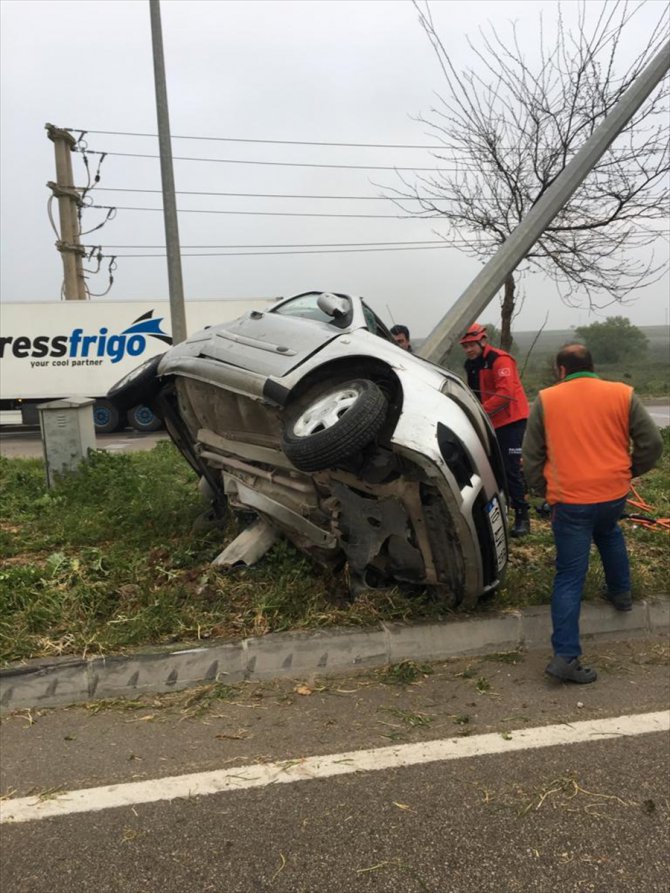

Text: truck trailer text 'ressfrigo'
xmin=0 ymin=299 xmax=274 ymax=432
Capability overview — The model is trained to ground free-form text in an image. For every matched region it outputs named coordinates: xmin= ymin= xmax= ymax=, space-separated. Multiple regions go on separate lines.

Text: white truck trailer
xmin=0 ymin=299 xmax=274 ymax=432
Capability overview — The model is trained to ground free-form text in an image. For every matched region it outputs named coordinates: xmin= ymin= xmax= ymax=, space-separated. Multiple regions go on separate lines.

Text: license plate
xmin=486 ymin=497 xmax=507 ymax=571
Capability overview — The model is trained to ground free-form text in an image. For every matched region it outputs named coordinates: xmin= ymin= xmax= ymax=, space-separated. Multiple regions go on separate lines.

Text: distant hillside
xmin=512 ymin=325 xmax=669 ymax=355
xmin=414 ymin=325 xmax=669 ymax=357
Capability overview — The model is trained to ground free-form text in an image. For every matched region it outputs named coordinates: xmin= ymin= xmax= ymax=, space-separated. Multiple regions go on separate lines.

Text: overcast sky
xmin=1 ymin=0 xmax=668 ymax=336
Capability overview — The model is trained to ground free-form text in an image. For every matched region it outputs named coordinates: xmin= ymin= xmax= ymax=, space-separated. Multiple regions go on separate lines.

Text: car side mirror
xmin=317 ymin=293 xmax=350 ymax=319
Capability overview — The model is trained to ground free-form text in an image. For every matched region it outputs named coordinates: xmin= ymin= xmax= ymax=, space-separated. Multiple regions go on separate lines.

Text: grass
xmin=521 ymin=358 xmax=670 ymax=401
xmin=1 ymin=431 xmax=668 ymax=665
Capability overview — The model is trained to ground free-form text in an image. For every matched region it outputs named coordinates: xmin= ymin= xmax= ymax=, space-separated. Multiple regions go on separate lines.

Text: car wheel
xmin=93 ymin=398 xmax=121 ymax=434
xmin=107 ymin=353 xmax=165 ymax=411
xmin=127 ymin=404 xmax=163 ymax=432
xmin=282 ymin=379 xmax=387 ymax=472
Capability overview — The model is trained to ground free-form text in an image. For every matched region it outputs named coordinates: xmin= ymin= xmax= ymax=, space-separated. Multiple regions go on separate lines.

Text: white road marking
xmin=2 ymin=711 xmax=668 ymax=824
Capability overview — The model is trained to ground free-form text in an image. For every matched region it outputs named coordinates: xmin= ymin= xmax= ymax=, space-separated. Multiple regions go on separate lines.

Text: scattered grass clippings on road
xmin=382 ymin=707 xmax=434 ymax=728
xmin=377 ymin=660 xmax=434 ymax=686
xmin=517 ymin=774 xmax=639 ymax=819
xmin=483 ymin=651 xmax=524 ymax=664
xmin=587 ymin=640 xmax=670 ymax=675
xmin=355 ymin=859 xmax=403 ymax=874
xmin=1 ymin=429 xmax=668 ymax=663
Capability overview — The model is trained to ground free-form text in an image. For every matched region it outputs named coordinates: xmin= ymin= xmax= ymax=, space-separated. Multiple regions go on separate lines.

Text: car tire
xmin=281 ymin=379 xmax=387 ymax=472
xmin=127 ymin=404 xmax=163 ymax=432
xmin=107 ymin=353 xmax=165 ymax=412
xmin=93 ymin=398 xmax=121 ymax=434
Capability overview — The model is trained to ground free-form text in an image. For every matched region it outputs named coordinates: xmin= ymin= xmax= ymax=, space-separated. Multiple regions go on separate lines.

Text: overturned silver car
xmin=109 ymin=292 xmax=508 ymax=608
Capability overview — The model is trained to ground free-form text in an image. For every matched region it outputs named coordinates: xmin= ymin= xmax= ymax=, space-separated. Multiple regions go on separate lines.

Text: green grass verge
xmin=1 ymin=433 xmax=668 ymax=664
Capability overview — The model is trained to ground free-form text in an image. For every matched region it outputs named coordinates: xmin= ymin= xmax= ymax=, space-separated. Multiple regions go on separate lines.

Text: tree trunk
xmin=500 ymin=274 xmax=515 ymax=352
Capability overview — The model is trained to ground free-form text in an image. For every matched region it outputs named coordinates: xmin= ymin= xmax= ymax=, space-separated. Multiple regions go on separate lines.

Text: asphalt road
xmin=0 ymin=427 xmax=170 ymax=459
xmin=646 ymin=404 xmax=670 ymax=428
xmin=2 ymin=637 xmax=669 ymax=893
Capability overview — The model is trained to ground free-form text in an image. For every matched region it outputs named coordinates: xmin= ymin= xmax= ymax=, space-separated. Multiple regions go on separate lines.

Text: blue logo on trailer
xmin=68 ymin=310 xmax=173 ymax=363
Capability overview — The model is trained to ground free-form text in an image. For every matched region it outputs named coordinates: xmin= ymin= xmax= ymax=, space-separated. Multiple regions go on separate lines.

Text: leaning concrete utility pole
xmin=149 ymin=0 xmax=187 ymax=344
xmin=46 ymin=124 xmax=87 ymax=301
xmin=418 ymin=39 xmax=670 ymax=366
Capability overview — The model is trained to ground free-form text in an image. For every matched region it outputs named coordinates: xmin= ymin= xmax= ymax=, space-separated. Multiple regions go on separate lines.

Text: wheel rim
xmin=133 ymin=405 xmax=154 ymax=426
xmin=94 ymin=407 xmax=111 ymax=427
xmin=293 ymin=387 xmax=361 ymax=437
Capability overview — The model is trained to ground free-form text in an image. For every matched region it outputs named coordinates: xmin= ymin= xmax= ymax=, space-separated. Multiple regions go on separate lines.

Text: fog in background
xmin=1 ymin=0 xmax=668 ymax=336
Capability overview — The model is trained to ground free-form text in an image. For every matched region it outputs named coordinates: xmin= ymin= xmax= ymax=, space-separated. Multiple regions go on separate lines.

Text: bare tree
xmin=392 ymin=1 xmax=670 ymax=350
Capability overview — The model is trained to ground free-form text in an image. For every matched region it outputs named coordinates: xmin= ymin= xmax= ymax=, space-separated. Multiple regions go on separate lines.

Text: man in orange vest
xmin=460 ymin=323 xmax=531 ymax=537
xmin=523 ymin=343 xmax=662 ymax=684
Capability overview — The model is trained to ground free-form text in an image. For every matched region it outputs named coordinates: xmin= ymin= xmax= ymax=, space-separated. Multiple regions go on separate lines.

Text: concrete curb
xmin=1 ymin=598 xmax=668 ymax=712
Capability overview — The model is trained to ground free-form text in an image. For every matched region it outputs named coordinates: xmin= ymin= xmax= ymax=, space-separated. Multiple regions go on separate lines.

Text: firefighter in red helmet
xmin=460 ymin=323 xmax=531 ymax=537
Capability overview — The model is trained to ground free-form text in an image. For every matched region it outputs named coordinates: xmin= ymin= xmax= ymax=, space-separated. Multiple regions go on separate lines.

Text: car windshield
xmin=272 ymin=293 xmax=345 ymax=325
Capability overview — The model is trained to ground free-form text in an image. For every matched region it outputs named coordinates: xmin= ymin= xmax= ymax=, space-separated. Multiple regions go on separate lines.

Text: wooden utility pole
xmin=46 ymin=123 xmax=87 ymax=300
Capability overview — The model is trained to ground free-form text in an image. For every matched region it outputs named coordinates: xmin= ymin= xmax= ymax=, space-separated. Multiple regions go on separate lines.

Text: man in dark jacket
xmin=460 ymin=323 xmax=531 ymax=537
xmin=390 ymin=324 xmax=412 ymax=352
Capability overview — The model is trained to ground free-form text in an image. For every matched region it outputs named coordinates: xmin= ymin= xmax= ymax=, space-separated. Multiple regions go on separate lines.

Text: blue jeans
xmin=550 ymin=497 xmax=630 ymax=659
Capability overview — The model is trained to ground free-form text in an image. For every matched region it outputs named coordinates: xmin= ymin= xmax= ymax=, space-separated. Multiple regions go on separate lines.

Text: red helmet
xmin=459 ymin=323 xmax=487 ymax=345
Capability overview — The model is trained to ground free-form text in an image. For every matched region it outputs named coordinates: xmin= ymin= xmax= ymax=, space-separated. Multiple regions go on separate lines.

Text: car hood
xmin=159 ymin=311 xmax=345 ymax=379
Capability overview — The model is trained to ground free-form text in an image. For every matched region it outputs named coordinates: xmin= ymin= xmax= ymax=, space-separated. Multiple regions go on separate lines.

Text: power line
xmin=85 ymin=189 xmax=670 ymax=217
xmin=66 ymin=128 xmax=665 ymax=159
xmin=92 ymin=187 xmax=454 ymax=201
xmin=78 ymin=150 xmax=462 ymax=172
xmin=77 ymin=147 xmax=666 ymax=184
xmin=82 ymin=227 xmax=666 ymax=258
xmin=89 ymin=204 xmax=441 ymax=219
xmin=89 ymin=234 xmax=664 ymax=257
xmin=96 ymin=244 xmax=461 ymax=258
xmin=67 ymin=128 xmax=449 ymax=150
xmin=86 ymin=203 xmax=670 ymax=230
xmin=87 ymin=239 xmax=451 ymax=249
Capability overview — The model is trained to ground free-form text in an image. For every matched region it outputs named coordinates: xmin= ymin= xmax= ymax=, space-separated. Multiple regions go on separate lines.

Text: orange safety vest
xmin=539 ymin=375 xmax=632 ymax=505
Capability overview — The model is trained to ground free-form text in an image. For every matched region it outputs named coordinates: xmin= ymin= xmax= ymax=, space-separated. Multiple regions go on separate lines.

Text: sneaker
xmin=545 ymin=655 xmax=597 ymax=684
xmin=601 ymin=587 xmax=633 ymax=612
